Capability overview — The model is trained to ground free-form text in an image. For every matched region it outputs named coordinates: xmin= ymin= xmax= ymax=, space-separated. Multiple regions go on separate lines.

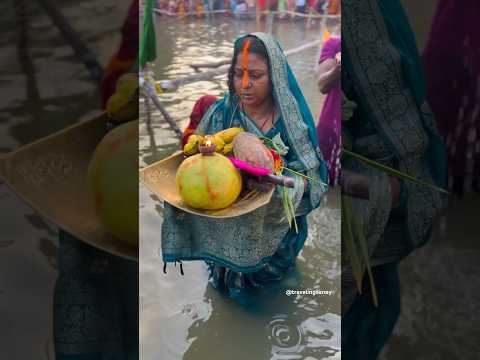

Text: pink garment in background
xmin=316 ymin=36 xmax=341 ymax=185
xmin=423 ymin=0 xmax=480 ymax=191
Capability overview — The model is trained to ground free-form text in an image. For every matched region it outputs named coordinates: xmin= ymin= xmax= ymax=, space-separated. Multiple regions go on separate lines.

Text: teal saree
xmin=341 ymin=0 xmax=447 ymax=358
xmin=161 ymin=33 xmax=328 ymax=300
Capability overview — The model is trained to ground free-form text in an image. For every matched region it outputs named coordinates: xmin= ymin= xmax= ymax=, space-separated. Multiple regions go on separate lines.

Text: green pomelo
xmin=87 ymin=120 xmax=139 ymax=246
xmin=176 ymin=153 xmax=242 ymax=210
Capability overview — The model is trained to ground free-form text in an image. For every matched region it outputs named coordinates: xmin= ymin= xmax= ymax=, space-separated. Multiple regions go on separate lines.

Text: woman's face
xmin=233 ymin=53 xmax=272 ymax=107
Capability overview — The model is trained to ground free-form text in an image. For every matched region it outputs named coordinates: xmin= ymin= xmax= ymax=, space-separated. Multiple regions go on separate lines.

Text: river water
xmin=139 ymin=15 xmax=342 ymax=360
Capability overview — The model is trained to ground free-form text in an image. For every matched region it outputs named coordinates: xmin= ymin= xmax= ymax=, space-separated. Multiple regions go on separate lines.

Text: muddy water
xmin=380 ymin=193 xmax=480 ymax=360
xmin=139 ymin=16 xmax=341 ymax=360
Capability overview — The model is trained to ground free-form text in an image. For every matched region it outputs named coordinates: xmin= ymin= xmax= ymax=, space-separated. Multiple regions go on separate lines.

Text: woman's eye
xmin=234 ymin=71 xmax=243 ymax=78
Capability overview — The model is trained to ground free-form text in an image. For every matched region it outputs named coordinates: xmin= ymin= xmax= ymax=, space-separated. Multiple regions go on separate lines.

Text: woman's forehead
xmin=235 ymin=53 xmax=268 ymax=71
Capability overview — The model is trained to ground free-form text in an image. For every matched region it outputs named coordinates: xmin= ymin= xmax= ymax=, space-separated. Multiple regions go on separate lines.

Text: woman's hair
xmin=227 ymin=35 xmax=271 ymax=96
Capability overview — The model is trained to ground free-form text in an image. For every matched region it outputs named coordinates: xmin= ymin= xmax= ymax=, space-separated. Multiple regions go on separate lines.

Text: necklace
xmin=259 ymin=107 xmax=275 ymax=132
xmin=242 ymin=103 xmax=275 ymax=132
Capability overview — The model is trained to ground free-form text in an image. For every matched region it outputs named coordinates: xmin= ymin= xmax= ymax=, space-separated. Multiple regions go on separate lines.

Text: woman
xmin=423 ymin=0 xmax=480 ymax=194
xmin=161 ymin=33 xmax=328 ymax=304
xmin=316 ymin=34 xmax=341 ymax=184
xmin=340 ymin=0 xmax=447 ymax=358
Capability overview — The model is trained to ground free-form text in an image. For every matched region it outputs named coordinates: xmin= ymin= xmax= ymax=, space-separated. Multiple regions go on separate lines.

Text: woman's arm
xmin=317 ymin=57 xmax=341 ymax=94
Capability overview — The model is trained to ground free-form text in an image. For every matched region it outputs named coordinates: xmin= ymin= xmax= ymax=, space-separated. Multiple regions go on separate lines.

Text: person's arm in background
xmin=317 ymin=59 xmax=340 ymax=94
xmin=316 ymin=38 xmax=341 ymax=94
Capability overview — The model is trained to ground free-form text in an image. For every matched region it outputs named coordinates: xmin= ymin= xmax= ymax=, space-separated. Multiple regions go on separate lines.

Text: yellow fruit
xmin=106 ymin=93 xmax=138 ymax=124
xmin=212 ymin=135 xmax=225 ymax=152
xmin=223 ymin=143 xmax=234 ymax=155
xmin=176 ymin=152 xmax=242 ymax=210
xmin=87 ymin=121 xmax=139 ymax=246
xmin=116 ymin=73 xmax=138 ymax=97
xmin=183 ymin=142 xmax=198 ymax=156
xmin=183 ymin=135 xmax=203 ymax=156
xmin=215 ymin=127 xmax=244 ymax=143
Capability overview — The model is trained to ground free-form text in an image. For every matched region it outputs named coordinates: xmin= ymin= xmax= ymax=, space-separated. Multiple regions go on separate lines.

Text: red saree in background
xmin=181 ymin=95 xmax=218 ymax=147
xmin=101 ymin=0 xmax=139 ymax=109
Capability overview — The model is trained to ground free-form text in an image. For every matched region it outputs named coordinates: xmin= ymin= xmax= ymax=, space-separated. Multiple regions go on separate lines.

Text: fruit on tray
xmin=87 ymin=120 xmax=139 ymax=246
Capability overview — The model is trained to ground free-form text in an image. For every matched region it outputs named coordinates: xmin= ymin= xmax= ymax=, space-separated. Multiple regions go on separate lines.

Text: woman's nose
xmin=243 ymin=80 xmax=253 ymax=89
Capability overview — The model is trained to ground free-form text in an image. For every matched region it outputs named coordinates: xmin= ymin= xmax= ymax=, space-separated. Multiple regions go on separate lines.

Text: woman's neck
xmin=242 ymin=98 xmax=275 ymax=121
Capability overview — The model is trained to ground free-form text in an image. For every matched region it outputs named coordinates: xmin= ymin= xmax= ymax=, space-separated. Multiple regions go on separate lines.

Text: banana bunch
xmin=106 ymin=73 xmax=139 ymax=124
xmin=183 ymin=135 xmax=204 ymax=156
xmin=183 ymin=127 xmax=244 ymax=156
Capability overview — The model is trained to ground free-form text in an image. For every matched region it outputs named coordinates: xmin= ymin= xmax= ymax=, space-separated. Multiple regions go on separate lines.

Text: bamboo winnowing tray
xmin=140 ymin=152 xmax=274 ymax=218
xmin=0 ymin=113 xmax=138 ymax=261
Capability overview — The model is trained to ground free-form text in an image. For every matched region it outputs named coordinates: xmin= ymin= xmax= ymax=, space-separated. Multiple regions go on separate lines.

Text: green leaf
xmin=350 ymin=203 xmax=378 ymax=307
xmin=281 ymin=167 xmax=329 ymax=191
xmin=271 ymin=133 xmax=289 ymax=156
xmin=342 ymin=194 xmax=379 ymax=307
xmin=342 ymin=148 xmax=449 ymax=195
xmin=282 ymin=186 xmax=293 ymax=226
xmin=286 ymin=188 xmax=298 ymax=233
xmin=341 ymin=195 xmax=364 ymax=294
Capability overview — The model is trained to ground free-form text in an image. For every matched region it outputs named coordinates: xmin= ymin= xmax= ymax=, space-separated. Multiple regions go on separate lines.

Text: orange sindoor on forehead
xmin=241 ymin=39 xmax=251 ymax=89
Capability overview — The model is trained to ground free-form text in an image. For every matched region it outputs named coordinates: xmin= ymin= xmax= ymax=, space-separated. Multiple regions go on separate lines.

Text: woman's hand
xmin=340 ymin=170 xmax=402 ymax=208
xmin=317 ymin=57 xmax=341 ymax=94
xmin=246 ymin=176 xmax=274 ymax=192
xmin=339 ymin=170 xmax=370 ymax=199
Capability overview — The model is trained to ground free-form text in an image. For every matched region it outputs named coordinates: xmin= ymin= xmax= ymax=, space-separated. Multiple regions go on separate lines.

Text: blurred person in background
xmin=423 ymin=0 xmax=480 ymax=194
xmin=316 ymin=25 xmax=341 ymax=185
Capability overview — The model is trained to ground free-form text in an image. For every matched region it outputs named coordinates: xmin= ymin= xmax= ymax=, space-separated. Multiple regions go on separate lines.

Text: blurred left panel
xmin=0 ymin=0 xmax=139 ymax=359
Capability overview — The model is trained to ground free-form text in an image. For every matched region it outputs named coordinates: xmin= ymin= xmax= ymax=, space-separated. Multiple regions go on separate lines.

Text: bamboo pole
xmin=163 ymin=64 xmax=230 ymax=90
xmin=190 ymin=59 xmax=231 ymax=70
xmin=142 ymin=82 xmax=183 ymax=139
xmin=35 ymin=0 xmax=103 ymax=84
xmin=188 ymin=39 xmax=322 ymax=72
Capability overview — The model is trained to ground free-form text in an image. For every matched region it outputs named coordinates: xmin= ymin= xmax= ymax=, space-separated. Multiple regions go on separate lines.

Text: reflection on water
xmin=140 ymin=15 xmax=341 ymax=360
